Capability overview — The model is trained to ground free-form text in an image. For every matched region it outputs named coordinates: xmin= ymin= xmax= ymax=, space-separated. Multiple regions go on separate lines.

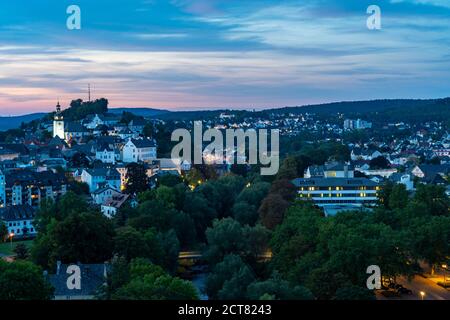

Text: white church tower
xmin=53 ymin=101 xmax=65 ymax=138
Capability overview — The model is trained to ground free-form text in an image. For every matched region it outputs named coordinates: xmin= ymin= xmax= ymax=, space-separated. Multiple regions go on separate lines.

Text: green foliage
xmin=125 ymin=162 xmax=149 ymax=194
xmin=61 ymin=98 xmax=108 ymax=121
xmin=0 ymin=221 xmax=7 ymax=242
xmin=109 ymin=258 xmax=198 ymax=300
xmin=32 ymin=211 xmax=115 ymax=267
xmin=247 ymin=273 xmax=313 ymax=300
xmin=13 ymin=243 xmax=29 ymax=260
xmin=206 ymin=254 xmax=255 ymax=300
xmin=369 ymin=156 xmax=390 ymax=169
xmin=0 ymin=260 xmax=53 ymax=300
xmin=205 ymin=217 xmax=271 ymax=273
xmin=258 ymin=193 xmax=290 ymax=230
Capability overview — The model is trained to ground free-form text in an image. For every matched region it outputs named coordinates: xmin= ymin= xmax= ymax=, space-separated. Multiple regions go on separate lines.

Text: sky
xmin=0 ymin=0 xmax=449 ymax=115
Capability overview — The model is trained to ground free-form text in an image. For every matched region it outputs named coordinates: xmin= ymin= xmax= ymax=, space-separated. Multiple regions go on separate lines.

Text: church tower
xmin=53 ymin=101 xmax=65 ymax=139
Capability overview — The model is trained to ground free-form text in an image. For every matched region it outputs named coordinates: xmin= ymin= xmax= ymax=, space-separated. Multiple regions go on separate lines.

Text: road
xmin=378 ymin=275 xmax=450 ymax=300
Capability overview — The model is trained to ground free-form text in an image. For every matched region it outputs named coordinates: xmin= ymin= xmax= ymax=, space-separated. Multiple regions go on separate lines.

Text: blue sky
xmin=0 ymin=0 xmax=449 ymax=114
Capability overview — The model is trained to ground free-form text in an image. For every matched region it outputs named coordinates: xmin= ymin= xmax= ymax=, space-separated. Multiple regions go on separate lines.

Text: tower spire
xmin=88 ymin=83 xmax=91 ymax=102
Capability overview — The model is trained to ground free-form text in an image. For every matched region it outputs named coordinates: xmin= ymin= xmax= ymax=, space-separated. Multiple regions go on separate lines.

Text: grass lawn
xmin=0 ymin=240 xmax=34 ymax=256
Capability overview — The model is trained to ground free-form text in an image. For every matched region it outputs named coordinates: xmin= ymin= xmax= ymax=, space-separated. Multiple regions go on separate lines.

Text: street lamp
xmin=420 ymin=291 xmax=425 ymax=301
xmin=9 ymin=232 xmax=14 ymax=249
xmin=442 ymin=264 xmax=448 ymax=283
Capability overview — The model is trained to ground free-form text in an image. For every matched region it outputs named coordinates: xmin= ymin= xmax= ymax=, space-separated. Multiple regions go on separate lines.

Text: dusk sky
xmin=0 ymin=0 xmax=449 ymax=115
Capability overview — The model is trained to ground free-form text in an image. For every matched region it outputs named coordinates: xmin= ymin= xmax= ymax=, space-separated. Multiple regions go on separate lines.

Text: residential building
xmin=0 ymin=204 xmax=37 ymax=238
xmin=389 ymin=173 xmax=414 ymax=191
xmin=101 ymin=194 xmax=130 ymax=218
xmin=122 ymin=138 xmax=157 ymax=163
xmin=95 ymin=144 xmax=116 ymax=164
xmin=91 ymin=186 xmax=121 ymax=205
xmin=3 ymin=169 xmax=67 ymax=207
xmin=81 ymin=168 xmax=121 ymax=192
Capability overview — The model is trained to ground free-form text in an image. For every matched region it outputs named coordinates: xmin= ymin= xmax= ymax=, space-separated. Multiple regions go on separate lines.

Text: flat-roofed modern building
xmin=292 ymin=177 xmax=381 ymax=215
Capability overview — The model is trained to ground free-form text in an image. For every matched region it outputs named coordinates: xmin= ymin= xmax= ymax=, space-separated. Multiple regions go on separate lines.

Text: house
xmin=84 ymin=114 xmax=121 ymax=129
xmin=48 ymin=261 xmax=108 ymax=300
xmin=95 ymin=144 xmax=116 ymax=164
xmin=128 ymin=118 xmax=146 ymax=133
xmin=292 ymin=177 xmax=380 ymax=215
xmin=118 ymin=127 xmax=137 ymax=140
xmin=101 ymin=194 xmax=130 ymax=218
xmin=410 ymin=164 xmax=450 ymax=180
xmin=91 ymin=186 xmax=121 ymax=205
xmin=389 ymin=173 xmax=414 ymax=191
xmin=122 ymin=138 xmax=157 ymax=163
xmin=65 ymin=122 xmax=89 ymax=143
xmin=81 ymin=168 xmax=121 ymax=192
xmin=0 ymin=204 xmax=37 ymax=238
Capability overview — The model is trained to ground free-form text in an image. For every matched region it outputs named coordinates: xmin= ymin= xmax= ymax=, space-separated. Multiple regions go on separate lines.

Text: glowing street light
xmin=9 ymin=232 xmax=14 ymax=249
xmin=442 ymin=264 xmax=448 ymax=283
xmin=420 ymin=291 xmax=425 ymax=300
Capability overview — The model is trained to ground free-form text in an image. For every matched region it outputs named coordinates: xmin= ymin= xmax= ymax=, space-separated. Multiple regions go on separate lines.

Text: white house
xmin=101 ymin=194 xmax=130 ymax=219
xmin=81 ymin=168 xmax=121 ymax=192
xmin=95 ymin=145 xmax=116 ymax=164
xmin=122 ymin=138 xmax=157 ymax=163
xmin=91 ymin=186 xmax=121 ymax=205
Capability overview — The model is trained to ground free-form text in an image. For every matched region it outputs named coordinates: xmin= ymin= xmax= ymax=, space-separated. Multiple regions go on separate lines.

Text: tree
xmin=0 ymin=260 xmax=53 ymax=300
xmin=183 ymin=192 xmax=217 ymax=242
xmin=388 ymin=184 xmax=409 ymax=209
xmin=125 ymin=162 xmax=149 ymax=194
xmin=113 ymin=227 xmax=148 ymax=261
xmin=413 ymin=184 xmax=449 ymax=216
xmin=232 ymin=201 xmax=258 ymax=226
xmin=13 ymin=243 xmax=29 ymax=260
xmin=205 ymin=218 xmax=246 ymax=265
xmin=206 ymin=254 xmax=255 ymax=300
xmin=277 ymin=156 xmax=298 ymax=180
xmin=111 ymin=259 xmax=198 ymax=300
xmin=259 ymin=193 xmax=290 ymax=230
xmin=0 ymin=221 xmax=7 ymax=242
xmin=408 ymin=216 xmax=450 ymax=273
xmin=369 ymin=156 xmax=390 ymax=169
xmin=247 ymin=273 xmax=314 ymax=300
xmin=52 ymin=212 xmax=115 ymax=263
xmin=69 ymin=180 xmax=90 ymax=195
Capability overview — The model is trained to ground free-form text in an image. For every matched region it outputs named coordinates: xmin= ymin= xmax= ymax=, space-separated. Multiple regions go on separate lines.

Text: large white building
xmin=122 ymin=138 xmax=157 ymax=163
xmin=292 ymin=177 xmax=380 ymax=215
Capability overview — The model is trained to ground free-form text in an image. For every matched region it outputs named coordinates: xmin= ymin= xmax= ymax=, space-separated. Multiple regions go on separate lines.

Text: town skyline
xmin=1 ymin=0 xmax=450 ymax=114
